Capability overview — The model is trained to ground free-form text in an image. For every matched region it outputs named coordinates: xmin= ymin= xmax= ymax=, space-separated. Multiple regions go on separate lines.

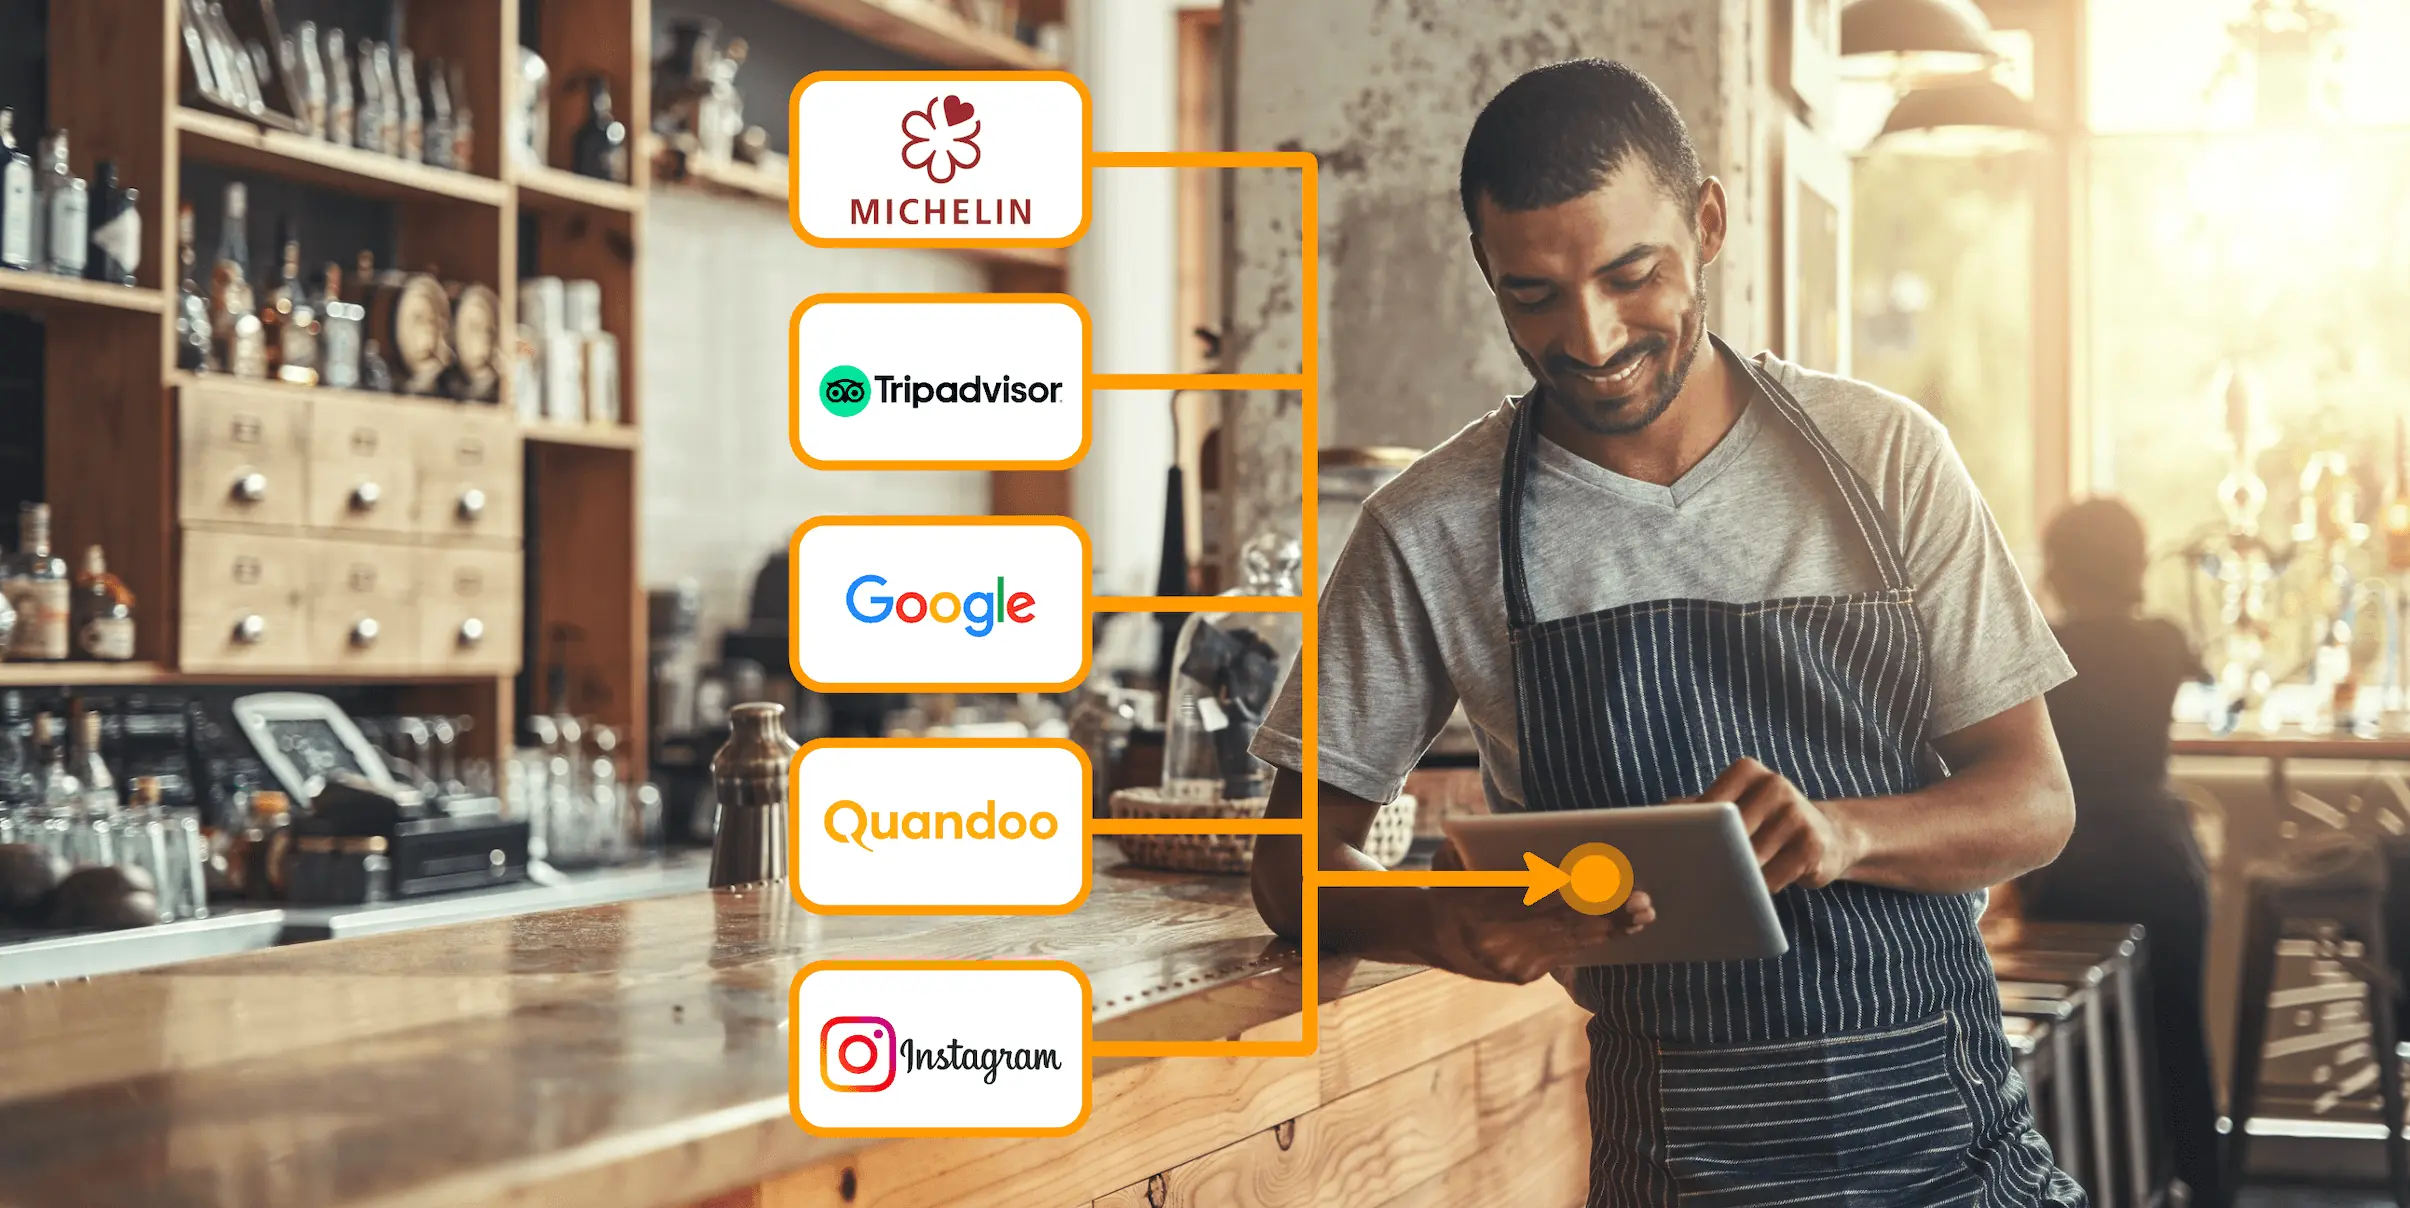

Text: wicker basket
xmin=1107 ymin=788 xmax=1416 ymax=874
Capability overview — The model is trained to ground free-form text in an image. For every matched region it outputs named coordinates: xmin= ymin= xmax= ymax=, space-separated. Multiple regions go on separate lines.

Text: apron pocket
xmin=1658 ymin=1013 xmax=1979 ymax=1206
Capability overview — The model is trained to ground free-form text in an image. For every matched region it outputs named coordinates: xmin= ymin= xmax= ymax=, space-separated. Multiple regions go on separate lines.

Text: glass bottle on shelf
xmin=448 ymin=61 xmax=474 ymax=171
xmin=0 ymin=108 xmax=34 ymax=271
xmin=174 ymin=203 xmax=213 ymax=371
xmin=71 ymin=545 xmax=135 ymax=662
xmin=260 ymin=217 xmax=318 ymax=385
xmin=354 ymin=40 xmax=386 ymax=156
xmin=395 ymin=46 xmax=424 ymax=163
xmin=571 ymin=74 xmax=628 ymax=182
xmin=292 ymin=21 xmax=327 ymax=139
xmin=37 ymin=129 xmax=87 ymax=278
xmin=1161 ymin=534 xmax=1306 ymax=803
xmin=209 ymin=182 xmax=265 ymax=378
xmin=29 ymin=712 xmax=98 ymax=867
xmin=0 ymin=693 xmax=32 ymax=818
xmin=424 ymin=57 xmax=454 ymax=170
xmin=317 ymin=262 xmax=363 ymax=390
xmin=4 ymin=503 xmax=72 ymax=662
xmin=119 ymin=777 xmax=176 ymax=924
xmin=325 ymin=27 xmax=354 ymax=148
xmin=371 ymin=42 xmax=403 ymax=157
xmin=73 ymin=707 xmax=118 ymax=813
xmin=83 ymin=160 xmax=138 ymax=286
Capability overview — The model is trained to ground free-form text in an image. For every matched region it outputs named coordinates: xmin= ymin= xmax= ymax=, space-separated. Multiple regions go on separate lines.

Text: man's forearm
xmin=1826 ymin=740 xmax=2072 ymax=894
xmin=1250 ymin=769 xmax=1441 ymax=965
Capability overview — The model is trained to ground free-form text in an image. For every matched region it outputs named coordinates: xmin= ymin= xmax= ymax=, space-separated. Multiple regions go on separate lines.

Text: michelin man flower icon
xmin=900 ymin=94 xmax=982 ymax=183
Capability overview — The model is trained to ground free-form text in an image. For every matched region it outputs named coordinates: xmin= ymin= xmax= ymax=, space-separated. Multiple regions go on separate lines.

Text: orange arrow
xmin=1316 ymin=851 xmax=1571 ymax=907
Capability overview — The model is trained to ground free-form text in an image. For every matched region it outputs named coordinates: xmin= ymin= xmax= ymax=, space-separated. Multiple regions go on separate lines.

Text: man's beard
xmin=1528 ymin=270 xmax=1710 ymax=437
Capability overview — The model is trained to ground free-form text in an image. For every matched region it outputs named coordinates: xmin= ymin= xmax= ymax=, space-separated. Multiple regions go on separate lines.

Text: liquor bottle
xmin=174 ymin=203 xmax=214 ymax=372
xmin=396 ymin=46 xmax=424 ymax=163
xmin=448 ymin=61 xmax=475 ymax=171
xmin=260 ymin=217 xmax=319 ymax=385
xmin=318 ymin=262 xmax=364 ymax=389
xmin=83 ymin=160 xmax=139 ymax=286
xmin=570 ymin=75 xmax=628 ymax=182
xmin=209 ymin=182 xmax=266 ymax=379
xmin=0 ymin=693 xmax=32 ymax=809
xmin=0 ymin=108 xmax=33 ymax=271
xmin=71 ymin=545 xmax=135 ymax=662
xmin=293 ymin=21 xmax=327 ymax=139
xmin=73 ymin=709 xmax=117 ymax=813
xmin=324 ymin=27 xmax=355 ymax=148
xmin=371 ymin=43 xmax=402 ymax=157
xmin=3 ymin=504 xmax=70 ymax=662
xmin=37 ymin=130 xmax=87 ymax=278
xmin=33 ymin=715 xmax=80 ymax=812
xmin=424 ymin=58 xmax=454 ymax=170
xmin=354 ymin=40 xmax=385 ymax=155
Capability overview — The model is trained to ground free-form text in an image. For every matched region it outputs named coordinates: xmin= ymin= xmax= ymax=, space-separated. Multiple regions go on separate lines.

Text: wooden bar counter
xmin=0 ymin=846 xmax=1592 ymax=1208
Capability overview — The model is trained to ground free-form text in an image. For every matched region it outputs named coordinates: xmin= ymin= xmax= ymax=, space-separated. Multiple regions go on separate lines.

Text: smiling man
xmin=1248 ymin=59 xmax=2087 ymax=1205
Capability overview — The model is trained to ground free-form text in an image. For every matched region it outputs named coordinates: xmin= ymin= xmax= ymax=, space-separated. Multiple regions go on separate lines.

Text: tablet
xmin=1442 ymin=803 xmax=1788 ymax=967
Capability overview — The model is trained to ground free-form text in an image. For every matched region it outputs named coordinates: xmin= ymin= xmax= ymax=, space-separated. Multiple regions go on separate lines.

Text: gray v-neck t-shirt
xmin=1251 ymin=349 xmax=2073 ymax=812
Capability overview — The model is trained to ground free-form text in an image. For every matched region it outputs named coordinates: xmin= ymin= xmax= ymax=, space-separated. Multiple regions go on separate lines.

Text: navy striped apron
xmin=1500 ymin=337 xmax=2083 ymax=1207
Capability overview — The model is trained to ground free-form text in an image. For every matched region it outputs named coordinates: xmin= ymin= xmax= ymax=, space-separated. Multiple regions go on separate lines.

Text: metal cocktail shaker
xmin=707 ymin=702 xmax=796 ymax=888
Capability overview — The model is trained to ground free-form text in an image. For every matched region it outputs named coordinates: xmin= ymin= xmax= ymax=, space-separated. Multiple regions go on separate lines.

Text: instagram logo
xmin=820 ymin=1016 xmax=897 ymax=1092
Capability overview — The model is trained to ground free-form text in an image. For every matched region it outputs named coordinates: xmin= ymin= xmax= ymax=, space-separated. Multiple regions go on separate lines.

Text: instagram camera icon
xmin=821 ymin=1015 xmax=898 ymax=1092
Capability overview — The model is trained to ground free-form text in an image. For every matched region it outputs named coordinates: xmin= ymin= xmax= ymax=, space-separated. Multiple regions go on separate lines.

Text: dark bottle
xmin=83 ymin=160 xmax=139 ymax=286
xmin=210 ymin=182 xmax=265 ymax=379
xmin=174 ymin=203 xmax=214 ymax=371
xmin=260 ymin=217 xmax=318 ymax=385
xmin=0 ymin=692 xmax=32 ymax=808
xmin=424 ymin=58 xmax=454 ymax=170
xmin=448 ymin=61 xmax=474 ymax=171
xmin=570 ymin=74 xmax=628 ymax=183
xmin=0 ymin=108 xmax=32 ymax=271
xmin=72 ymin=545 xmax=135 ymax=662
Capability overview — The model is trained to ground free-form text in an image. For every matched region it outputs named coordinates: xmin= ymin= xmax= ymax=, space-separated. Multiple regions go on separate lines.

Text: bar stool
xmin=2002 ymin=923 xmax=2161 ymax=1208
xmin=1999 ymin=982 xmax=2088 ymax=1183
xmin=2222 ymin=833 xmax=2410 ymax=1208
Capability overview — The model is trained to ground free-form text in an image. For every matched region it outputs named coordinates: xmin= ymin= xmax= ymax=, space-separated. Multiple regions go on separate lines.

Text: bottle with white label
xmin=3 ymin=504 xmax=71 ymax=662
xmin=0 ymin=108 xmax=33 ymax=271
xmin=72 ymin=545 xmax=135 ymax=662
xmin=83 ymin=160 xmax=139 ymax=286
xmin=38 ymin=129 xmax=87 ymax=278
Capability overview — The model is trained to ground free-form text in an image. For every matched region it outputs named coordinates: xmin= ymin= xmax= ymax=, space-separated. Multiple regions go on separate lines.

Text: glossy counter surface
xmin=0 ymin=844 xmax=1421 ymax=1208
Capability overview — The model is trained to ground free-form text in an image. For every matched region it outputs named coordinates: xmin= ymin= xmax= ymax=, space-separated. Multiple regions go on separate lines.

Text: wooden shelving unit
xmin=768 ymin=0 xmax=1057 ymax=69
xmin=0 ymin=272 xmax=167 ymax=317
xmin=2 ymin=0 xmax=650 ymax=774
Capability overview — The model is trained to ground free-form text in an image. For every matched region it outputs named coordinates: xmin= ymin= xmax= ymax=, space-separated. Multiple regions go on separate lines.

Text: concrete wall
xmin=640 ymin=188 xmax=989 ymax=645
xmin=1220 ymin=0 xmax=1777 ymax=566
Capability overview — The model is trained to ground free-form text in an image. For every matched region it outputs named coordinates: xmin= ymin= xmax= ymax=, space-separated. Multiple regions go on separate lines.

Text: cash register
xmin=232 ymin=693 xmax=529 ymax=898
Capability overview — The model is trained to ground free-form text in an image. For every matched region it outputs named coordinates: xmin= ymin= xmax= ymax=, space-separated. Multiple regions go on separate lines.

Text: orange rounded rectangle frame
xmin=789 ymin=70 xmax=1094 ymax=248
xmin=786 ymin=737 xmax=1095 ymax=916
xmin=787 ymin=515 xmax=1094 ymax=694
xmin=788 ymin=959 xmax=1095 ymax=1138
xmin=788 ymin=292 xmax=1093 ymax=471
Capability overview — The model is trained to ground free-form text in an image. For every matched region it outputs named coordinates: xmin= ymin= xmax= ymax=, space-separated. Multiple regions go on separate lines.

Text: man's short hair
xmin=1459 ymin=58 xmax=1704 ymax=236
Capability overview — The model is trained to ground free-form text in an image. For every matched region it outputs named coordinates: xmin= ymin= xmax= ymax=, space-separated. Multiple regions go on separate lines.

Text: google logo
xmin=846 ymin=575 xmax=1035 ymax=638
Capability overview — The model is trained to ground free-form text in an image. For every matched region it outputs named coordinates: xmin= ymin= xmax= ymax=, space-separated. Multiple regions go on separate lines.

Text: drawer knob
xmin=232 ymin=614 xmax=267 ymax=644
xmin=457 ymin=488 xmax=487 ymax=521
xmin=458 ymin=617 xmax=486 ymax=647
xmin=350 ymin=482 xmax=382 ymax=512
xmin=231 ymin=472 xmax=269 ymax=503
xmin=350 ymin=618 xmax=381 ymax=647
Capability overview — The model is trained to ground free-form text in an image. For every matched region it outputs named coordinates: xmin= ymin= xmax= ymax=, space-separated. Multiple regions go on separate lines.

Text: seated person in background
xmin=2023 ymin=496 xmax=2219 ymax=1206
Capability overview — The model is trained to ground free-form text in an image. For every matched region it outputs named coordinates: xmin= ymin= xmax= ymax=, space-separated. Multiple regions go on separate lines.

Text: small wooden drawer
xmin=178 ymin=385 xmax=307 ymax=528
xmin=418 ymin=546 xmax=523 ymax=672
xmin=415 ymin=410 xmax=523 ymax=542
xmin=306 ymin=539 xmax=419 ymax=671
xmin=179 ymin=528 xmax=310 ymax=671
xmin=305 ymin=395 xmax=418 ymax=535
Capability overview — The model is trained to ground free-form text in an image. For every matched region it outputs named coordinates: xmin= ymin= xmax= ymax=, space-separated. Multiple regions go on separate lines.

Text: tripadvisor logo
xmin=820 ymin=365 xmax=872 ymax=417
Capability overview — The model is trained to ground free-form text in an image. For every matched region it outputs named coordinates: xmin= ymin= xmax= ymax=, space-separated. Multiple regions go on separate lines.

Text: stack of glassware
xmin=0 ymin=702 xmax=208 ymax=924
xmin=509 ymin=714 xmax=661 ymax=868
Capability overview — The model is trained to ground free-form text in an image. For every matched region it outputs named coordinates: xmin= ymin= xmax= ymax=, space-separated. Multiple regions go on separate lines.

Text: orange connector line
xmin=1093 ymin=372 xmax=1306 ymax=392
xmin=1081 ymin=147 xmax=1321 ymax=1063
xmin=1092 ymin=817 xmax=1307 ymax=836
xmin=1092 ymin=595 xmax=1306 ymax=614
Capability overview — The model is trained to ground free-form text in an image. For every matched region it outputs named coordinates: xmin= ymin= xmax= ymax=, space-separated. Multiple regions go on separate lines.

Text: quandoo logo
xmin=820 ymin=365 xmax=871 ymax=417
xmin=845 ymin=574 xmax=1035 ymax=637
xmin=824 ymin=798 xmax=1059 ymax=852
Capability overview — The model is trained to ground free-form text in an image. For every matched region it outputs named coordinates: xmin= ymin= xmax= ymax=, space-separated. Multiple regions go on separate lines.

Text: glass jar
xmin=1162 ymin=534 xmax=1304 ymax=803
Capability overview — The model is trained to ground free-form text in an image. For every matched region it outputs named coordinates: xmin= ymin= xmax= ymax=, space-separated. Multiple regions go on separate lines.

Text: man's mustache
xmin=1548 ymin=337 xmax=1666 ymax=379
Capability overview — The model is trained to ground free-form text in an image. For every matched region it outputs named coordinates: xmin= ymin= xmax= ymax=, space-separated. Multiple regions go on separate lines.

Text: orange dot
xmin=1569 ymin=854 xmax=1623 ymax=904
